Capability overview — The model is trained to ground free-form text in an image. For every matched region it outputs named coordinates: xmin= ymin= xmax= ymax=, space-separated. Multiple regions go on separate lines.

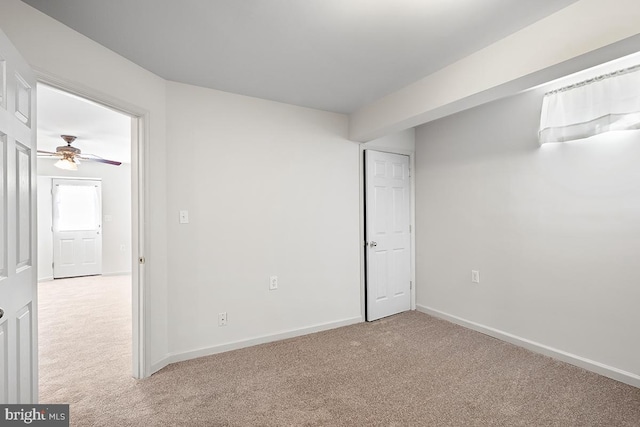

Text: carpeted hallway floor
xmin=39 ymin=276 xmax=640 ymax=426
xmin=38 ymin=275 xmax=132 ymax=410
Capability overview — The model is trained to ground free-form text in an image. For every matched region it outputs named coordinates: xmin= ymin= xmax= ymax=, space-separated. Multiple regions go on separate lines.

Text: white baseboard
xmin=39 ymin=272 xmax=130 ymax=282
xmin=416 ymin=305 xmax=640 ymax=389
xmin=149 ymin=359 xmax=169 ymax=377
xmin=102 ymin=271 xmax=132 ymax=277
xmin=151 ymin=316 xmax=363 ymax=375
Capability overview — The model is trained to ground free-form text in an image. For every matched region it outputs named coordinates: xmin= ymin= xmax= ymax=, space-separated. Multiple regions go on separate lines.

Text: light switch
xmin=471 ymin=270 xmax=480 ymax=283
xmin=179 ymin=210 xmax=189 ymax=224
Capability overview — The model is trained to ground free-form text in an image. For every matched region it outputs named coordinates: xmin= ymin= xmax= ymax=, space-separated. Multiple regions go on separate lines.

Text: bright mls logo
xmin=0 ymin=405 xmax=69 ymax=426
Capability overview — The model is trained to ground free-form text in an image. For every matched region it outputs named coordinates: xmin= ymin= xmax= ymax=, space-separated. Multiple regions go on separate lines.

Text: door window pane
xmin=55 ymin=184 xmax=100 ymax=231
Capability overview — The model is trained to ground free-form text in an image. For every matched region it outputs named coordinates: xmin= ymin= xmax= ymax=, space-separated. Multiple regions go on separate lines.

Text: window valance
xmin=538 ymin=65 xmax=640 ymax=144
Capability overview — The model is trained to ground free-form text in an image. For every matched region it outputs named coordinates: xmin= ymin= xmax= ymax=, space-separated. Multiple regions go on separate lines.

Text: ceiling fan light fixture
xmin=38 ymin=135 xmax=122 ymax=168
xmin=54 ymin=157 xmax=78 ymax=171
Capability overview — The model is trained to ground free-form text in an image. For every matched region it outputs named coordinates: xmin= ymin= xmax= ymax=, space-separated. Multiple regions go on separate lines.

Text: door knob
xmin=0 ymin=308 xmax=4 ymax=320
xmin=369 ymin=241 xmax=377 ymax=248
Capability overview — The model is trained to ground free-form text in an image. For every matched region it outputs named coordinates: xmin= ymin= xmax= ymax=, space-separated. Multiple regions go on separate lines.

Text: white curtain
xmin=539 ymin=66 xmax=640 ymax=144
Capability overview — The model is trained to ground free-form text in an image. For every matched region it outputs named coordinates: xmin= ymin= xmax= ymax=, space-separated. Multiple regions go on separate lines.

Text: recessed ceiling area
xmin=22 ymin=0 xmax=579 ymax=114
xmin=37 ymin=84 xmax=131 ymax=164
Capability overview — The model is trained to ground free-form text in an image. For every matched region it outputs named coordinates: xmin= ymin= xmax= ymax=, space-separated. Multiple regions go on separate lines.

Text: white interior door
xmin=365 ymin=150 xmax=411 ymax=321
xmin=52 ymin=179 xmax=103 ymax=279
xmin=0 ymin=28 xmax=38 ymax=403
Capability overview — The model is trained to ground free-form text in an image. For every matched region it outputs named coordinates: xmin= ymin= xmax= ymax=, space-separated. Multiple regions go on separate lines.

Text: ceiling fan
xmin=37 ymin=135 xmax=122 ymax=171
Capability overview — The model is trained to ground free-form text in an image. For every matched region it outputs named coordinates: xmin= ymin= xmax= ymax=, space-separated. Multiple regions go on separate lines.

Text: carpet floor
xmin=38 ymin=276 xmax=640 ymax=426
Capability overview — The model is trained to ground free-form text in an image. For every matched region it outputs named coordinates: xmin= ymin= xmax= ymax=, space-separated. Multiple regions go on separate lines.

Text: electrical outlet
xmin=269 ymin=275 xmax=278 ymax=290
xmin=218 ymin=312 xmax=227 ymax=326
xmin=120 ymin=244 xmax=126 ymax=252
xmin=471 ymin=270 xmax=480 ymax=284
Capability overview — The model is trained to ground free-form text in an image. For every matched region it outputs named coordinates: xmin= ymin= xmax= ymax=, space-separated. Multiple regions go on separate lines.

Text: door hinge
xmin=409 ymin=224 xmax=412 ymax=233
xmin=410 ymin=281 xmax=412 ymax=290
xmin=52 ymin=262 xmax=54 ymax=269
xmin=139 ymin=257 xmax=146 ymax=265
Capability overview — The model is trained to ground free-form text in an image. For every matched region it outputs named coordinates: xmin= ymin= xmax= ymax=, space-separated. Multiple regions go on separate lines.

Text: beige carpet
xmin=38 ymin=275 xmax=132 ymax=411
xmin=39 ymin=277 xmax=640 ymax=426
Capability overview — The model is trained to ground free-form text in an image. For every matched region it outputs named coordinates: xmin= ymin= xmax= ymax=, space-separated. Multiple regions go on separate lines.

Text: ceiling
xmin=37 ymin=84 xmax=131 ymax=164
xmin=22 ymin=0 xmax=579 ymax=114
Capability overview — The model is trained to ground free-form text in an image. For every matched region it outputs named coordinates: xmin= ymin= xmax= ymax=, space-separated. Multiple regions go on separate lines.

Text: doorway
xmin=34 ymin=82 xmax=141 ymax=387
xmin=363 ymin=149 xmax=413 ymax=321
xmin=52 ymin=178 xmax=103 ymax=279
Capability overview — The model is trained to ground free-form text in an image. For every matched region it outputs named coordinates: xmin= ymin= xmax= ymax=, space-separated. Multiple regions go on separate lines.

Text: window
xmin=539 ymin=65 xmax=640 ymax=144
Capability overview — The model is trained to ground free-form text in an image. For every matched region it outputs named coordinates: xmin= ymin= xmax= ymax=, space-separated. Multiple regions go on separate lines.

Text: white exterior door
xmin=0 ymin=28 xmax=38 ymax=403
xmin=365 ymin=150 xmax=411 ymax=321
xmin=52 ymin=179 xmax=102 ymax=279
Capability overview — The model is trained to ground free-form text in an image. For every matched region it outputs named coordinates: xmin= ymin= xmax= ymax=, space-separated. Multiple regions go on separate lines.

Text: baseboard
xmin=102 ymin=271 xmax=132 ymax=277
xmin=149 ymin=358 xmax=169 ymax=377
xmin=38 ymin=273 xmax=130 ymax=282
xmin=416 ymin=305 xmax=640 ymax=388
xmin=160 ymin=316 xmax=363 ymax=369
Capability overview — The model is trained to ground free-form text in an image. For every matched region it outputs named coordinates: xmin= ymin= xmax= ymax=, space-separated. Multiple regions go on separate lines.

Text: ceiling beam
xmin=350 ymin=0 xmax=640 ymax=142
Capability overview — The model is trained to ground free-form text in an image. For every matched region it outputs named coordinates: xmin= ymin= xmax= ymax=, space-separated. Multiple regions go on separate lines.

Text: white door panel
xmin=0 ymin=322 xmax=8 ymax=402
xmin=0 ymin=27 xmax=38 ymax=403
xmin=52 ymin=179 xmax=102 ymax=279
xmin=16 ymin=305 xmax=33 ymax=403
xmin=0 ymin=134 xmax=6 ymax=279
xmin=365 ymin=150 xmax=411 ymax=321
xmin=17 ymin=142 xmax=32 ymax=269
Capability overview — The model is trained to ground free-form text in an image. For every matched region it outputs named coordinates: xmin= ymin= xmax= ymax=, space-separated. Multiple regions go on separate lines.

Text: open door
xmin=0 ymin=28 xmax=38 ymax=402
xmin=365 ymin=150 xmax=411 ymax=321
xmin=52 ymin=179 xmax=103 ymax=279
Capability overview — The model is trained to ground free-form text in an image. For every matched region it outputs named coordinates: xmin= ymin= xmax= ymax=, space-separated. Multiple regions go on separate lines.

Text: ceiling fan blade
xmin=77 ymin=154 xmax=122 ymax=166
xmin=84 ymin=158 xmax=122 ymax=166
xmin=37 ymin=149 xmax=60 ymax=156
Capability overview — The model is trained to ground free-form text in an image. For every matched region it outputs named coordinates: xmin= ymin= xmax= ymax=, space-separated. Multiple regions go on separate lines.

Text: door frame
xmin=359 ymin=145 xmax=416 ymax=321
xmin=34 ymin=70 xmax=149 ymax=379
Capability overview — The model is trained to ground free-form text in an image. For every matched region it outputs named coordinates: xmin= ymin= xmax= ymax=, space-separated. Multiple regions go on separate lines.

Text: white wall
xmin=0 ymin=0 xmax=168 ymax=372
xmin=165 ymin=82 xmax=362 ymax=360
xmin=415 ymin=87 xmax=640 ymax=385
xmin=12 ymin=0 xmax=637 ymax=385
xmin=37 ymin=159 xmax=132 ymax=281
xmin=1 ymin=0 xmax=365 ymax=374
